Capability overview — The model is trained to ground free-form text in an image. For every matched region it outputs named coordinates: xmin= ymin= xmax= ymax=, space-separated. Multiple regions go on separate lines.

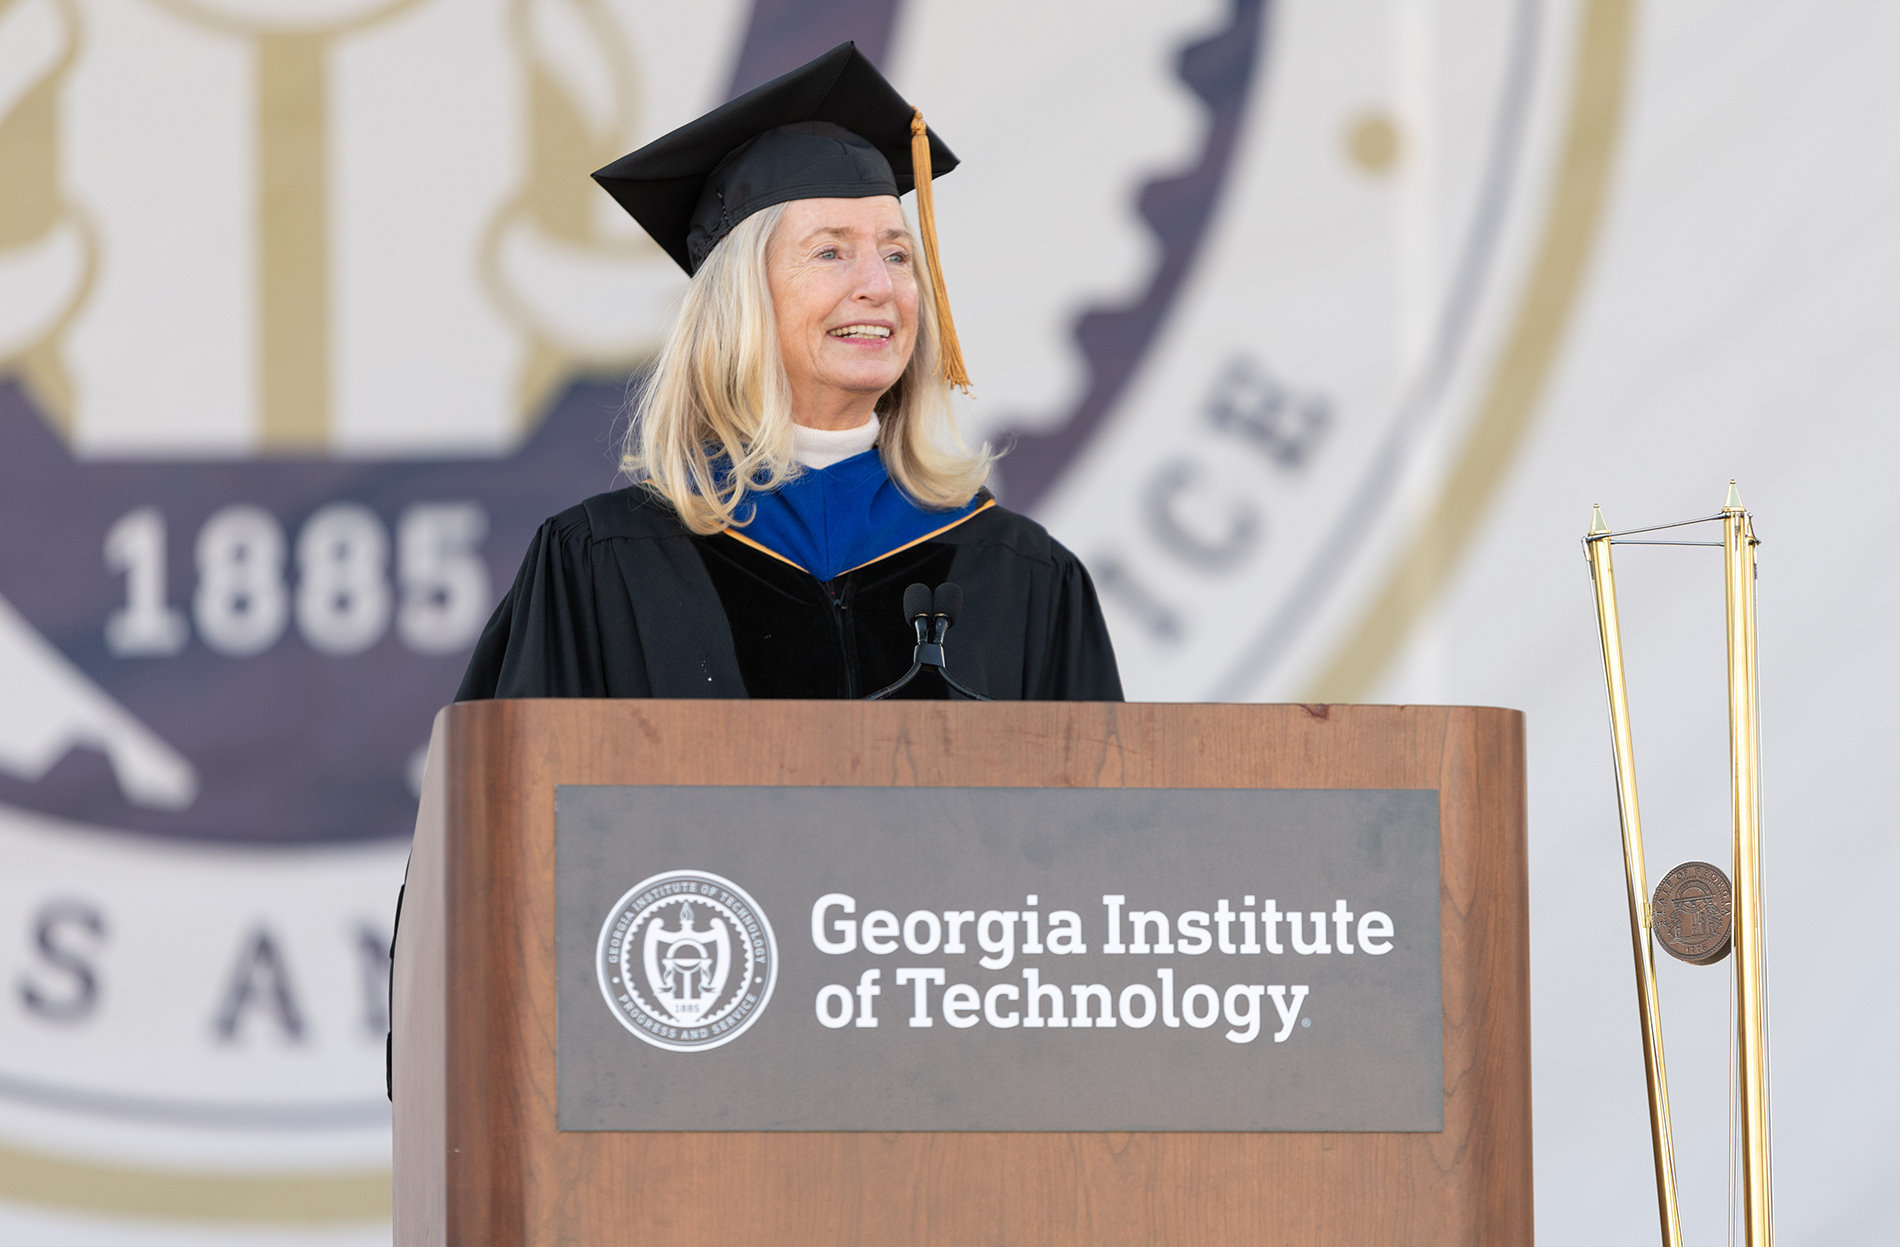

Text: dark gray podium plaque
xmin=556 ymin=786 xmax=1440 ymax=1132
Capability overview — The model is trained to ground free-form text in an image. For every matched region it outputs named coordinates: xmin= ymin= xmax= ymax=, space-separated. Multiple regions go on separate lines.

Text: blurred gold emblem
xmin=1 ymin=0 xmax=674 ymax=448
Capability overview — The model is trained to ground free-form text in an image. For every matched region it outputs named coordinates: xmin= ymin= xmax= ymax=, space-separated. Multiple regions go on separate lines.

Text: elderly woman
xmin=457 ymin=44 xmax=1120 ymax=702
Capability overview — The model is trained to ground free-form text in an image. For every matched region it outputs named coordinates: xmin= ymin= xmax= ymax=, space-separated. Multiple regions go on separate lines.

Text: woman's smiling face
xmin=767 ymin=196 xmax=920 ymax=430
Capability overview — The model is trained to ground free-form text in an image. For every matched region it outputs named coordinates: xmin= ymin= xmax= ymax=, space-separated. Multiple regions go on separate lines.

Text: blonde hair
xmin=620 ymin=201 xmax=994 ymax=535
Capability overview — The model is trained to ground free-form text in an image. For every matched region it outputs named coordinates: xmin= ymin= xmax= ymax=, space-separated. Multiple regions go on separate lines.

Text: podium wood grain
xmin=394 ymin=701 xmax=1531 ymax=1245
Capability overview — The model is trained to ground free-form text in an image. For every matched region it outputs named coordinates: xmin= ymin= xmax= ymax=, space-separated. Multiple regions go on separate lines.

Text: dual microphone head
xmin=867 ymin=582 xmax=990 ymax=701
xmin=902 ymin=582 xmax=962 ymax=652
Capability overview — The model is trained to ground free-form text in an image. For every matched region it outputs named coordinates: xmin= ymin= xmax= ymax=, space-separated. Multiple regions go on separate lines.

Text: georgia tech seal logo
xmin=596 ymin=870 xmax=778 ymax=1052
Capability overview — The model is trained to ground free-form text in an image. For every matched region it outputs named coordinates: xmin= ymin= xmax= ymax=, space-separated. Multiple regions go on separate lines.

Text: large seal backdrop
xmin=4 ymin=0 xmax=1899 ymax=1243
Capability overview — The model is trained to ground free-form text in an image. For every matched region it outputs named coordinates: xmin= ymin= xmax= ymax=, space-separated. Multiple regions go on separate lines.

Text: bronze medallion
xmin=1652 ymin=861 xmax=1733 ymax=965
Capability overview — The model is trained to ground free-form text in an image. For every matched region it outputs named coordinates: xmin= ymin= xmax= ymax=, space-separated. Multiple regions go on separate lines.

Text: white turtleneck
xmin=791 ymin=415 xmax=880 ymax=469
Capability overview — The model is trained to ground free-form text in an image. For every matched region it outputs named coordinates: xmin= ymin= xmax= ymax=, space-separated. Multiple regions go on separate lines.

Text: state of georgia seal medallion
xmin=596 ymin=870 xmax=778 ymax=1052
xmin=1652 ymin=860 xmax=1734 ymax=966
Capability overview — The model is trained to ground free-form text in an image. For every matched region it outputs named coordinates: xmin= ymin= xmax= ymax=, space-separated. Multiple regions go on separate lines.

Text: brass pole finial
xmin=1590 ymin=504 xmax=1610 ymax=536
xmin=1725 ymin=480 xmax=1743 ymax=511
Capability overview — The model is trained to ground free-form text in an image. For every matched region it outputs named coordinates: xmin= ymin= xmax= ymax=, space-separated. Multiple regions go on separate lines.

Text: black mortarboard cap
xmin=592 ymin=42 xmax=959 ymax=277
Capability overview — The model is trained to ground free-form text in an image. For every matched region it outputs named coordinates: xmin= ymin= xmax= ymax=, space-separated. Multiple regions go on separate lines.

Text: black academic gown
xmin=456 ymin=485 xmax=1123 ymax=701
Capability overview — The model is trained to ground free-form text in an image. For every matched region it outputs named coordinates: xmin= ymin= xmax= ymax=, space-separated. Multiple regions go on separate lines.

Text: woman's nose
xmin=850 ymin=249 xmax=894 ymax=301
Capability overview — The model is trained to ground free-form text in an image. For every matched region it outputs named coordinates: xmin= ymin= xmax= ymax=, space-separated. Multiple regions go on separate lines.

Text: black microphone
xmin=925 ymin=582 xmax=988 ymax=699
xmin=903 ymin=583 xmax=933 ymax=647
xmin=905 ymin=582 xmax=945 ymax=669
xmin=865 ymin=581 xmax=991 ymax=701
xmin=930 ymin=583 xmax=962 ymax=646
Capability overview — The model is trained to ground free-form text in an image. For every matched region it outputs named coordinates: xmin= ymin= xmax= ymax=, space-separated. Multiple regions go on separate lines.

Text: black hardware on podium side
xmin=865 ymin=582 xmax=992 ymax=701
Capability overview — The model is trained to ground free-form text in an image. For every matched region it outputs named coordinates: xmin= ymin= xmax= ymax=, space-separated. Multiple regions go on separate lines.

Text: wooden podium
xmin=394 ymin=700 xmax=1530 ymax=1244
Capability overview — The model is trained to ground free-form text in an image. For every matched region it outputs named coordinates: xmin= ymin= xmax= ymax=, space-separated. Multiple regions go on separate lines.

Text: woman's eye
xmin=816 ymin=247 xmax=839 ymax=260
xmin=886 ymin=251 xmax=909 ymax=264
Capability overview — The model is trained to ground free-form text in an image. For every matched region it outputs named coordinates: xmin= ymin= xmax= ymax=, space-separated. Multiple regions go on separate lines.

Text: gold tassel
xmin=910 ymin=107 xmax=971 ymax=392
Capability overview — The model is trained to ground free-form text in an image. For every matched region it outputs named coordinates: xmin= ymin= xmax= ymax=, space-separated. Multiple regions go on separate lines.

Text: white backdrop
xmin=0 ymin=0 xmax=1893 ymax=1241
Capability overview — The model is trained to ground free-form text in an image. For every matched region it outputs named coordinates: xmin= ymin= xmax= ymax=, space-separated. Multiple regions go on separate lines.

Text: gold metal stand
xmin=1724 ymin=488 xmax=1772 ymax=1244
xmin=1583 ymin=483 xmax=1771 ymax=1247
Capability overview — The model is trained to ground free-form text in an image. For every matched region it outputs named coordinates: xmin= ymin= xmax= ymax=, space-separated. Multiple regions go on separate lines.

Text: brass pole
xmin=1724 ymin=483 xmax=1773 ymax=1244
xmin=1584 ymin=506 xmax=1684 ymax=1247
